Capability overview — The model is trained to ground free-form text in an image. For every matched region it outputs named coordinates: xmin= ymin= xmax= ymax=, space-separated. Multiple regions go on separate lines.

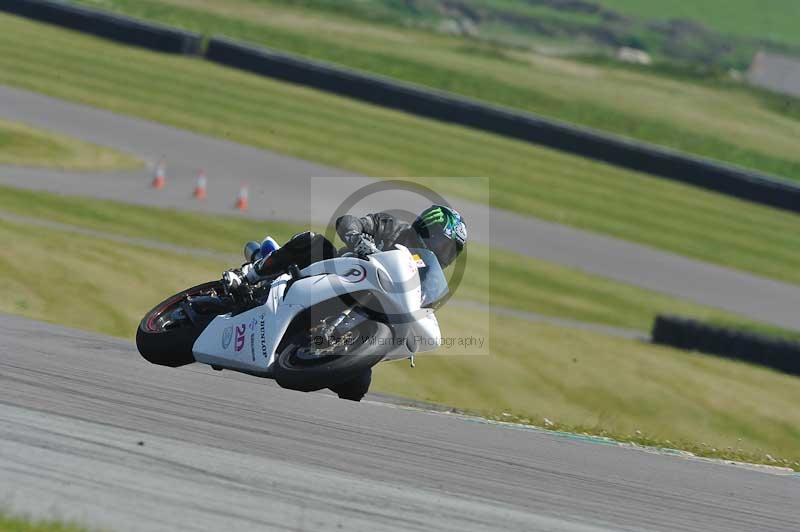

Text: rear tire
xmin=136 ymin=281 xmax=222 ymax=368
xmin=274 ymin=321 xmax=391 ymax=392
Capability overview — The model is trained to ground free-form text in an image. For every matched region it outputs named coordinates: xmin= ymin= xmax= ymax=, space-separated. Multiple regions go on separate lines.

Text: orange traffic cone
xmin=193 ymin=170 xmax=208 ymax=200
xmin=151 ymin=159 xmax=166 ymax=189
xmin=235 ymin=184 xmax=249 ymax=211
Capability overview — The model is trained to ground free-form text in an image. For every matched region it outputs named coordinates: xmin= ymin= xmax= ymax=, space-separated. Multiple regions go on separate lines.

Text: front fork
xmin=319 ymin=307 xmax=370 ymax=345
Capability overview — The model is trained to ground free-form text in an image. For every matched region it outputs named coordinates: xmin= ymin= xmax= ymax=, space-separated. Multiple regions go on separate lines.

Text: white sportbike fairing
xmin=136 ymin=244 xmax=445 ymax=396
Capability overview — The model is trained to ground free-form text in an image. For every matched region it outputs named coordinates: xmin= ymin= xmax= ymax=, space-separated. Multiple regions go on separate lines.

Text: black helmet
xmin=411 ymin=205 xmax=467 ymax=267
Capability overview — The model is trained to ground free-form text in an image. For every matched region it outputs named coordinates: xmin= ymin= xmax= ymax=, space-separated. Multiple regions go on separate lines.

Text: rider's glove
xmin=352 ymin=233 xmax=380 ymax=258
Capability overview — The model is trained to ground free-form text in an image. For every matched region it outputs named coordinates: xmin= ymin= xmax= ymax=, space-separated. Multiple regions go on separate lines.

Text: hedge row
xmin=1 ymin=0 xmax=202 ymax=55
xmin=652 ymin=315 xmax=800 ymax=376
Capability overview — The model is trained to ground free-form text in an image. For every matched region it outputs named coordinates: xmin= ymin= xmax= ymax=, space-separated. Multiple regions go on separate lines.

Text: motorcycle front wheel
xmin=274 ymin=320 xmax=392 ymax=393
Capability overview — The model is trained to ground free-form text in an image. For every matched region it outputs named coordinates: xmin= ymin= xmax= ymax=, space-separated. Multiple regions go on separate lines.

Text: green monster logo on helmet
xmin=419 ymin=207 xmax=447 ymax=227
xmin=417 ymin=206 xmax=467 ymax=246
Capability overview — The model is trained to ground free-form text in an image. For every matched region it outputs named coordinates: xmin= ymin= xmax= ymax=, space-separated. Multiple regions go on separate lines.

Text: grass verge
xmin=0 ymin=118 xmax=139 ymax=171
xmin=1 ymin=14 xmax=799 ymax=286
xmin=0 ymin=513 xmax=89 ymax=532
xmin=1 ymin=193 xmax=798 ymax=470
xmin=72 ymin=0 xmax=800 ymax=181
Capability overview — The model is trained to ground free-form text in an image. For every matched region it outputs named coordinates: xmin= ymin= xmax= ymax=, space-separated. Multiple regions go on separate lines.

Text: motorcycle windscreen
xmin=408 ymin=248 xmax=449 ymax=309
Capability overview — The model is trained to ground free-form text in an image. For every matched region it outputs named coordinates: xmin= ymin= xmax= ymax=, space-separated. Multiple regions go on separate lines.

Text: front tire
xmin=329 ymin=368 xmax=372 ymax=402
xmin=274 ymin=321 xmax=391 ymax=392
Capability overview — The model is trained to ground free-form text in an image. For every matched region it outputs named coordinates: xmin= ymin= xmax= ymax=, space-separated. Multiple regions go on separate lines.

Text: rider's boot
xmin=228 ymin=236 xmax=282 ymax=292
xmin=245 ymin=236 xmax=280 ymax=263
xmin=259 ymin=236 xmax=280 ymax=260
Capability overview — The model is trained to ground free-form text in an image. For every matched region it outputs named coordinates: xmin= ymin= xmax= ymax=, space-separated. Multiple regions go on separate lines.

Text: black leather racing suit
xmin=335 ymin=212 xmax=417 ymax=253
xmin=253 ymin=213 xmax=414 ymax=279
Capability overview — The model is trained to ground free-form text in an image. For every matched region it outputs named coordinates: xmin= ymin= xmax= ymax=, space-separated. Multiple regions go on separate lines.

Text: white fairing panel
xmin=192 ymin=275 xmax=300 ymax=374
xmin=378 ymin=247 xmax=422 ymax=315
xmin=192 ymin=307 xmax=275 ymax=374
xmin=410 ymin=309 xmax=442 ymax=354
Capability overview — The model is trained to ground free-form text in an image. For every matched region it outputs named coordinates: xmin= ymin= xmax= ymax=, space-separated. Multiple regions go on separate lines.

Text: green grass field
xmin=1 ymin=185 xmax=799 ymax=468
xmin=0 ymin=119 xmax=139 ymax=170
xmin=0 ymin=513 xmax=88 ymax=532
xmin=71 ymin=0 xmax=800 ymax=182
xmin=2 ymin=14 xmax=799 ymax=288
xmin=598 ymin=0 xmax=800 ymax=46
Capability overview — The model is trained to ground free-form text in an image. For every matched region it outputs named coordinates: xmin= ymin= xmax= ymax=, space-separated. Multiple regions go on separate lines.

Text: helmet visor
xmin=422 ymin=232 xmax=459 ymax=268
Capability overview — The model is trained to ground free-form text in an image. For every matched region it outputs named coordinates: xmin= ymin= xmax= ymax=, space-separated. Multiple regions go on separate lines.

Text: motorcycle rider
xmin=222 ymin=205 xmax=467 ymax=401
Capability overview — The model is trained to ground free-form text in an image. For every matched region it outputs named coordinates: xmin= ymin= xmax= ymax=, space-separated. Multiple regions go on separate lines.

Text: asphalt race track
xmin=2 ymin=86 xmax=800 ymax=330
xmin=0 ymin=314 xmax=798 ymax=532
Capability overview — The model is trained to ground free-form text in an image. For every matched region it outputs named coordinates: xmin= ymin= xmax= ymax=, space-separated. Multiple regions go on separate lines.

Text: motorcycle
xmin=136 ymin=236 xmax=446 ymax=401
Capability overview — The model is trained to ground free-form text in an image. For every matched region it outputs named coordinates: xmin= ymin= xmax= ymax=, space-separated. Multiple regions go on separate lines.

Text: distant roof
xmin=747 ymin=51 xmax=800 ymax=98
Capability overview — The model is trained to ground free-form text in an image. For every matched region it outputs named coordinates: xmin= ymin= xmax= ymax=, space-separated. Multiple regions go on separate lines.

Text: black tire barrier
xmin=206 ymin=37 xmax=800 ymax=214
xmin=651 ymin=315 xmax=800 ymax=376
xmin=1 ymin=0 xmax=202 ymax=55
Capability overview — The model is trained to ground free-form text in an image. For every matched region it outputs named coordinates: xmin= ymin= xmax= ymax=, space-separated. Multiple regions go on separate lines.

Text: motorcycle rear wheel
xmin=136 ymin=281 xmax=223 ymax=367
